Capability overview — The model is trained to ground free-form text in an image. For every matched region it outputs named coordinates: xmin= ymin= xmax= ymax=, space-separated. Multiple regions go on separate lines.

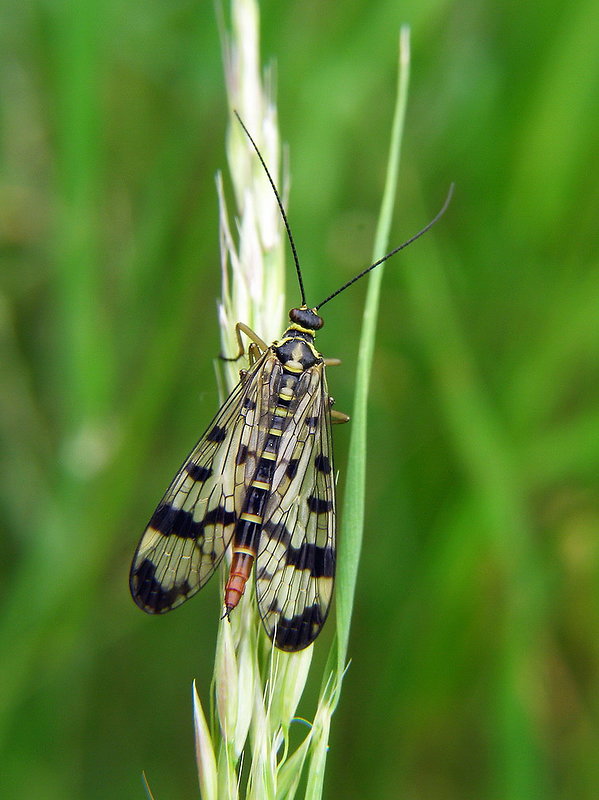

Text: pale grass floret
xmin=193 ymin=0 xmax=331 ymax=797
xmin=193 ymin=680 xmax=219 ymax=800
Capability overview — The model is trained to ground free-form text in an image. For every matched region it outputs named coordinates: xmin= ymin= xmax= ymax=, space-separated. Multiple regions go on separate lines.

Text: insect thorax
xmin=272 ymin=306 xmax=324 ymax=372
xmin=273 ymin=330 xmax=322 ymax=372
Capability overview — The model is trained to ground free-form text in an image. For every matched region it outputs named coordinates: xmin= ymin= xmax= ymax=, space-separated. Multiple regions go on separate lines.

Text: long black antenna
xmin=233 ymin=111 xmax=307 ymax=306
xmin=315 ymin=183 xmax=454 ymax=310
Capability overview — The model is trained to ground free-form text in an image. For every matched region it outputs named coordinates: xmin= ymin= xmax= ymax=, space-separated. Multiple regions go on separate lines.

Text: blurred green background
xmin=2 ymin=0 xmax=599 ymax=797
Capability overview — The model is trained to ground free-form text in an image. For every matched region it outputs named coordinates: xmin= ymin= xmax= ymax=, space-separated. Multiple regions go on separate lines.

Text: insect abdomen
xmin=224 ymin=367 xmax=298 ymax=612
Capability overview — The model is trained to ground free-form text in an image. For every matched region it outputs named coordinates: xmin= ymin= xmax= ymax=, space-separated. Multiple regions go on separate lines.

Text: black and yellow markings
xmin=148 ymin=503 xmax=237 ymax=541
xmin=236 ymin=444 xmax=248 ymax=465
xmin=314 ymin=454 xmax=331 ymax=474
xmin=262 ymin=519 xmax=293 ymax=545
xmin=286 ymin=542 xmax=334 ymax=577
xmin=129 ymin=114 xmax=450 ymax=648
xmin=134 ymin=116 xmax=448 ymax=651
xmin=233 ymin=545 xmax=258 ymax=558
xmin=185 ymin=462 xmax=213 ymax=482
xmin=307 ymin=495 xmax=333 ymax=514
xmin=288 ymin=322 xmax=316 ymax=336
xmin=267 ymin=410 xmax=287 ymax=438
xmin=240 ymin=512 xmax=263 ymax=524
xmin=132 ymin=558 xmax=192 ymax=613
xmin=286 ymin=459 xmax=299 ymax=479
xmin=235 ymin=480 xmax=270 ymax=554
xmin=206 ymin=425 xmax=227 ymax=443
xmin=148 ymin=504 xmax=203 ymax=540
xmin=260 ymin=540 xmax=334 ymax=580
xmin=247 ymin=483 xmax=268 ymax=506
xmin=131 ymin=315 xmax=338 ymax=649
xmin=283 ymin=360 xmax=303 ymax=374
xmin=274 ymin=605 xmax=326 ymax=650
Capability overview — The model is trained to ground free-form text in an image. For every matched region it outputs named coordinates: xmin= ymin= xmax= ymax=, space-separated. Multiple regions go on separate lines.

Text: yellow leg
xmin=247 ymin=342 xmax=262 ymax=366
xmin=331 ymin=409 xmax=350 ymax=424
xmin=220 ymin=322 xmax=269 ymax=362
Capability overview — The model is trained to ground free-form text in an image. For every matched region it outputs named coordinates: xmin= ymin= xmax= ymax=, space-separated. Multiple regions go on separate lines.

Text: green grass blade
xmin=334 ymin=26 xmax=412 ymax=680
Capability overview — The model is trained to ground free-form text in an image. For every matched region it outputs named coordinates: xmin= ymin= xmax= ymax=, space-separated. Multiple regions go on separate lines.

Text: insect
xmin=130 ymin=113 xmax=452 ymax=651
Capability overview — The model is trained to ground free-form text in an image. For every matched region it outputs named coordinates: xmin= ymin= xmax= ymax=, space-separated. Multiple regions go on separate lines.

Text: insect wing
xmin=255 ymin=364 xmax=335 ymax=651
xmin=130 ymin=354 xmax=268 ymax=613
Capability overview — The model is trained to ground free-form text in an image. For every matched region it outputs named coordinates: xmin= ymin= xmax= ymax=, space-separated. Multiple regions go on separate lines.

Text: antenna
xmin=234 ymin=111 xmax=307 ymax=307
xmin=315 ymin=183 xmax=454 ymax=310
xmin=236 ymin=111 xmax=453 ymax=313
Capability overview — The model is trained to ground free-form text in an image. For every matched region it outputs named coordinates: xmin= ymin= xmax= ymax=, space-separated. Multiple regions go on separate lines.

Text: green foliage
xmin=1 ymin=1 xmax=598 ymax=798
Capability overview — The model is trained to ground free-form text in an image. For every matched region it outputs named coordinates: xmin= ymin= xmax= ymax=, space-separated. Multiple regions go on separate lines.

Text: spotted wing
xmin=255 ymin=363 xmax=335 ymax=651
xmin=130 ymin=353 xmax=271 ymax=613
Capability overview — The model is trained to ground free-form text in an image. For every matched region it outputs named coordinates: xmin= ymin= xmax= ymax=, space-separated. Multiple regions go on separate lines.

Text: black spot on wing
xmin=207 ymin=425 xmax=227 ymax=443
xmin=286 ymin=543 xmax=335 ymax=578
xmin=314 ymin=454 xmax=331 ymax=474
xmin=256 ymin=521 xmax=293 ymax=580
xmin=274 ymin=603 xmax=326 ymax=651
xmin=185 ymin=462 xmax=212 ymax=482
xmin=150 ymin=503 xmax=204 ymax=540
xmin=262 ymin=520 xmax=292 ymax=547
xmin=203 ymin=506 xmax=237 ymax=527
xmin=243 ymin=397 xmax=256 ymax=410
xmin=305 ymin=416 xmax=319 ymax=432
xmin=236 ymin=444 xmax=248 ymax=465
xmin=130 ymin=558 xmax=191 ymax=613
xmin=266 ymin=596 xmax=281 ymax=614
xmin=307 ymin=496 xmax=333 ymax=514
xmin=286 ymin=459 xmax=299 ymax=479
xmin=149 ymin=503 xmax=236 ymax=540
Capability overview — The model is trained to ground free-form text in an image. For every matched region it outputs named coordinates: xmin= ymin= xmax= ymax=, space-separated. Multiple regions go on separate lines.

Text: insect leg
xmin=331 ymin=409 xmax=350 ymax=424
xmin=220 ymin=322 xmax=269 ymax=362
xmin=247 ymin=342 xmax=262 ymax=366
xmin=328 ymin=394 xmax=349 ymax=423
xmin=324 ymin=357 xmax=342 ymax=367
xmin=239 ymin=341 xmax=263 ymax=381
